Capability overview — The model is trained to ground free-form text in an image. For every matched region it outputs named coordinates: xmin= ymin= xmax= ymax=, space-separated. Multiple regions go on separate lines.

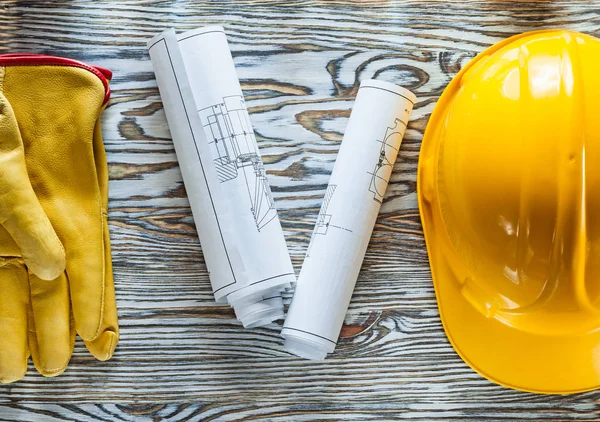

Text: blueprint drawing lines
xmin=315 ymin=184 xmax=336 ymax=235
xmin=368 ymin=118 xmax=405 ymax=203
xmin=199 ymin=95 xmax=276 ymax=231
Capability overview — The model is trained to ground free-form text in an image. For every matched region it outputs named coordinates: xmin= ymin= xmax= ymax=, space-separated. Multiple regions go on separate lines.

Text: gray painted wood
xmin=0 ymin=0 xmax=599 ymax=420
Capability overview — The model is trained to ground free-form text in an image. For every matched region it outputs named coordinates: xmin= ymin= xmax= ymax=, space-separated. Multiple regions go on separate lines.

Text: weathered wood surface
xmin=1 ymin=0 xmax=600 ymax=420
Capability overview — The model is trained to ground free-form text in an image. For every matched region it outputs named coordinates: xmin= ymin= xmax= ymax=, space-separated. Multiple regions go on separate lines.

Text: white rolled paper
xmin=282 ymin=80 xmax=415 ymax=359
xmin=147 ymin=26 xmax=296 ymax=327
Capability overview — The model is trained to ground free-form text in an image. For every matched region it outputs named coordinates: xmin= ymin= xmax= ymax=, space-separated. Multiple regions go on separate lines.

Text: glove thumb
xmin=0 ymin=76 xmax=65 ymax=280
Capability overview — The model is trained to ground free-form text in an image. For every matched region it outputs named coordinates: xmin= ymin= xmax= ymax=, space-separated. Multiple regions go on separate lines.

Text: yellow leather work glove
xmin=0 ymin=54 xmax=118 ymax=383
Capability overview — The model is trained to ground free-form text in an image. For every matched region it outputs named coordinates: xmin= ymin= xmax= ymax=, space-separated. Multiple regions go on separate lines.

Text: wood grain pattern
xmin=1 ymin=0 xmax=600 ymax=420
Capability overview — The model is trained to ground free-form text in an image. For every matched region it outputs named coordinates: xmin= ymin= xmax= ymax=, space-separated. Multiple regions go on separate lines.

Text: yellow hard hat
xmin=418 ymin=29 xmax=600 ymax=394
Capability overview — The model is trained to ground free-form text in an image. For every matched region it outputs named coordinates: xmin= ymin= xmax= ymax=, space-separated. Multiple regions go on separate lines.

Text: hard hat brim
xmin=433 ymin=247 xmax=600 ymax=394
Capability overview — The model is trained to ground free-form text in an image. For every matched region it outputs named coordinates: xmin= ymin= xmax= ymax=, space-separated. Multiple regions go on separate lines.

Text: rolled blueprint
xmin=282 ymin=80 xmax=415 ymax=359
xmin=147 ymin=26 xmax=296 ymax=327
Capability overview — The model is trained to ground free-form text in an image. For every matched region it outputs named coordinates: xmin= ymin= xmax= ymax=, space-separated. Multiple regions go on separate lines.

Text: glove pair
xmin=0 ymin=54 xmax=118 ymax=383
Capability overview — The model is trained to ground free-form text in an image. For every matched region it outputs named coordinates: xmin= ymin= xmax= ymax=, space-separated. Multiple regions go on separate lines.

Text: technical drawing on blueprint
xmin=306 ymin=183 xmax=354 ymax=257
xmin=306 ymin=184 xmax=336 ymax=257
xmin=367 ymin=118 xmax=406 ymax=203
xmin=314 ymin=184 xmax=336 ymax=235
xmin=198 ymin=95 xmax=277 ymax=231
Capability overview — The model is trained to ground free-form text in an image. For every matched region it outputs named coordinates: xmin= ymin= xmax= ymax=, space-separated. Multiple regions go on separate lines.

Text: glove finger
xmin=28 ymin=272 xmax=74 ymax=377
xmin=69 ymin=118 xmax=115 ymax=343
xmin=85 ymin=118 xmax=118 ymax=360
xmin=84 ymin=249 xmax=118 ymax=361
xmin=0 ymin=87 xmax=65 ymax=280
xmin=67 ymin=224 xmax=107 ymax=342
xmin=0 ymin=260 xmax=30 ymax=383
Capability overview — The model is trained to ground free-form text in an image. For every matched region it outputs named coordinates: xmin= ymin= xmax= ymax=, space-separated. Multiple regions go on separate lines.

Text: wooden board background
xmin=1 ymin=0 xmax=600 ymax=420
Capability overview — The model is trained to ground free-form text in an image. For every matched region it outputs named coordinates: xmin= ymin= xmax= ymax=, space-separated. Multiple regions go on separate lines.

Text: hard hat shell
xmin=418 ymin=29 xmax=600 ymax=394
